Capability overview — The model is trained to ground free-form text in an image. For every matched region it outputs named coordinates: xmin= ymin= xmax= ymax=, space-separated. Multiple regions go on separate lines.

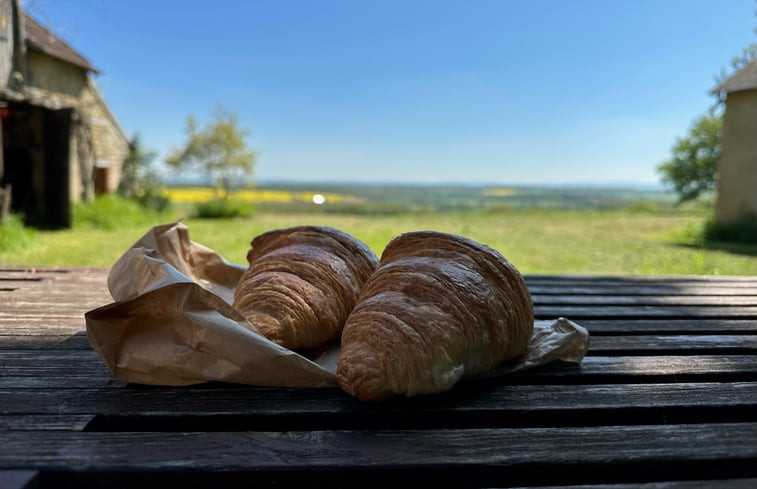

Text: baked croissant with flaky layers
xmin=233 ymin=226 xmax=379 ymax=350
xmin=336 ymin=231 xmax=533 ymax=401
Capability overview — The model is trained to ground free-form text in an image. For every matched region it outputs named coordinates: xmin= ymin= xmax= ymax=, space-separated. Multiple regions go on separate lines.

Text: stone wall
xmin=716 ymin=89 xmax=757 ymax=224
xmin=24 ymin=52 xmax=128 ymax=200
xmin=82 ymin=82 xmax=129 ymax=194
xmin=26 ymin=50 xmax=86 ymax=101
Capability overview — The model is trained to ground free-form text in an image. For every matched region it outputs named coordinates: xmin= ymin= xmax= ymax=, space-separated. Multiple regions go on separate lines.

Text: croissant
xmin=233 ymin=226 xmax=379 ymax=350
xmin=336 ymin=231 xmax=533 ymax=401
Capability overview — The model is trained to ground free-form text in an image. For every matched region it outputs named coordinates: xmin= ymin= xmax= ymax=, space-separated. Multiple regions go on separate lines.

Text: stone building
xmin=711 ymin=58 xmax=757 ymax=226
xmin=0 ymin=0 xmax=129 ymax=227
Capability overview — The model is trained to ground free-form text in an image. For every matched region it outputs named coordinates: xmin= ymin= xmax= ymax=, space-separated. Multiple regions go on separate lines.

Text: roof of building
xmin=23 ymin=14 xmax=97 ymax=73
xmin=712 ymin=57 xmax=757 ymax=94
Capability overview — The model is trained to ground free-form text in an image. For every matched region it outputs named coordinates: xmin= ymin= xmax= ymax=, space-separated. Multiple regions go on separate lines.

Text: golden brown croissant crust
xmin=233 ymin=226 xmax=378 ymax=350
xmin=336 ymin=231 xmax=533 ymax=401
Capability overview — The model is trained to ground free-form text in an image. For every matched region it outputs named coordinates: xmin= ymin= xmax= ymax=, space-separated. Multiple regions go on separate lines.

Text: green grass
xmin=2 ymin=209 xmax=755 ymax=275
xmin=0 ymin=214 xmax=35 ymax=252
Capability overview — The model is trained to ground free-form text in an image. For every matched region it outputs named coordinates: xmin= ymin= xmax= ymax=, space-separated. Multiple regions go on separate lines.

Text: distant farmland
xmin=163 ymin=182 xmax=679 ymax=214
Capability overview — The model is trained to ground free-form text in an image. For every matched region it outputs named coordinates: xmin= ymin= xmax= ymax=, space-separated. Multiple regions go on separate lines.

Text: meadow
xmin=1 ymin=184 xmax=755 ymax=275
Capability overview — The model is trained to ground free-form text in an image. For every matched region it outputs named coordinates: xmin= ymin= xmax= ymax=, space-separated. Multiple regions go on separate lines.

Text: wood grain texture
xmin=0 ymin=377 xmax=125 ymax=390
xmin=0 ymin=470 xmax=38 ymax=489
xmin=535 ymin=304 xmax=757 ymax=319
xmin=514 ymin=479 xmax=757 ymax=489
xmin=0 ymin=334 xmax=91 ymax=350
xmin=0 ymin=423 xmax=755 ymax=488
xmin=533 ymin=294 xmax=757 ymax=306
xmin=3 ymin=350 xmax=757 ymax=383
xmin=525 ymin=274 xmax=757 ymax=283
xmin=0 ymin=415 xmax=93 ymax=431
xmin=588 ymin=335 xmax=757 ymax=354
xmin=4 ymin=381 xmax=753 ymax=432
xmin=529 ymin=284 xmax=757 ymax=295
xmin=575 ymin=319 xmax=757 ymax=334
xmin=5 ymin=382 xmax=756 ymax=417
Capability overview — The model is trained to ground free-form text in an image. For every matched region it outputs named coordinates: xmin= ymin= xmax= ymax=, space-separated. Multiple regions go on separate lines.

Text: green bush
xmin=0 ymin=214 xmax=35 ymax=251
xmin=136 ymin=189 xmax=173 ymax=213
xmin=195 ymin=199 xmax=253 ymax=218
xmin=74 ymin=194 xmax=174 ymax=230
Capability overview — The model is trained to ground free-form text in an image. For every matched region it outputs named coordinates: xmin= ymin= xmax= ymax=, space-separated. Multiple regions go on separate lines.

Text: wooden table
xmin=1 ymin=266 xmax=756 ymax=488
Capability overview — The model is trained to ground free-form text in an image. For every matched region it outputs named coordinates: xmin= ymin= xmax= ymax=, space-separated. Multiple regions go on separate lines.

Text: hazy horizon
xmin=165 ymin=174 xmax=670 ymax=191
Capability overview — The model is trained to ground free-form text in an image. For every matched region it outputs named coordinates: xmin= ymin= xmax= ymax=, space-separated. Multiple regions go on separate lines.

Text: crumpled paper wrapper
xmin=85 ymin=221 xmax=590 ymax=389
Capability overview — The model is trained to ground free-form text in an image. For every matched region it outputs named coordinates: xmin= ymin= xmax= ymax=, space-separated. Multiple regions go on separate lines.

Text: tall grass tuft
xmin=0 ymin=214 xmax=35 ymax=251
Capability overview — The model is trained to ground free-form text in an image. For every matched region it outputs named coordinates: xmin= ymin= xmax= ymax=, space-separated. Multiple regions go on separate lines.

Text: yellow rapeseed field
xmin=481 ymin=187 xmax=516 ymax=197
xmin=162 ymin=187 xmax=354 ymax=204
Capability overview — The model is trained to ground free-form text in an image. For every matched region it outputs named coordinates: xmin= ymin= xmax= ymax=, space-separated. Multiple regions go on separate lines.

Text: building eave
xmin=23 ymin=14 xmax=99 ymax=74
xmin=711 ymin=58 xmax=757 ymax=94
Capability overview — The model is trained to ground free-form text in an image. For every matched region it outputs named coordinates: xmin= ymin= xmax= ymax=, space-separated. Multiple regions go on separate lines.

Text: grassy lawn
xmin=2 ymin=209 xmax=755 ymax=275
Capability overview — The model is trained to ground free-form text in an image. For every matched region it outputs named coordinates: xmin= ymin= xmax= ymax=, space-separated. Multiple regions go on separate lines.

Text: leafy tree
xmin=165 ymin=108 xmax=256 ymax=198
xmin=119 ymin=134 xmax=158 ymax=199
xmin=659 ymin=41 xmax=756 ymax=204
xmin=658 ymin=113 xmax=722 ymax=203
xmin=118 ymin=134 xmax=170 ymax=211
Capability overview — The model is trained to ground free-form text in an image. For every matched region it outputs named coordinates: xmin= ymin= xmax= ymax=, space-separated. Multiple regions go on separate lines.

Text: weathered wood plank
xmin=0 ymin=415 xmax=92 ymax=431
xmin=0 ymin=377 xmax=125 ymax=389
xmin=529 ymin=284 xmax=757 ymax=295
xmin=0 ymin=318 xmax=91 ymax=331
xmin=533 ymin=295 xmax=757 ymax=306
xmin=1 ymin=295 xmax=112 ymax=310
xmin=525 ymin=274 xmax=757 ymax=283
xmin=517 ymin=479 xmax=757 ymax=489
xmin=0 ymin=296 xmax=111 ymax=314
xmin=2 ymin=382 xmax=755 ymax=431
xmin=535 ymin=305 xmax=757 ymax=319
xmin=2 ymin=319 xmax=755 ymax=349
xmin=589 ymin=335 xmax=757 ymax=354
xmin=0 ymin=423 xmax=755 ymax=488
xmin=0 ymin=266 xmax=108 ymax=278
xmin=3 ymin=333 xmax=754 ymax=353
xmin=0 ymin=470 xmax=38 ymax=489
xmin=0 ymin=334 xmax=91 ymax=350
xmin=2 ymin=351 xmax=757 ymax=383
xmin=3 ymin=381 xmax=756 ymax=417
xmin=0 ymin=350 xmax=111 ymax=378
xmin=519 ymin=355 xmax=757 ymax=382
xmin=576 ymin=319 xmax=757 ymax=334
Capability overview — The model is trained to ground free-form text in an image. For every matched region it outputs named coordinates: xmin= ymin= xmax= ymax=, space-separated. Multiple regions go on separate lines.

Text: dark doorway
xmin=0 ymin=102 xmax=72 ymax=228
xmin=43 ymin=108 xmax=72 ymax=227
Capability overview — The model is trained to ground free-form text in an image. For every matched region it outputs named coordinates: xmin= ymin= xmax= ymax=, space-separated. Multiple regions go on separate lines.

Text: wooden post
xmin=0 ymin=105 xmax=4 ymax=182
xmin=10 ymin=0 xmax=27 ymax=89
xmin=0 ymin=183 xmax=10 ymax=225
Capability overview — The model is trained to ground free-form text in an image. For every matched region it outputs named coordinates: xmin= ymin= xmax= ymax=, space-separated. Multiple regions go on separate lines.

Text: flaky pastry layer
xmin=337 ymin=231 xmax=533 ymax=401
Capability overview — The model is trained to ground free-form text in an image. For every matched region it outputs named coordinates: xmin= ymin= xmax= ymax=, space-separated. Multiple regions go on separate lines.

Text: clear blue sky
xmin=24 ymin=0 xmax=757 ymax=185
